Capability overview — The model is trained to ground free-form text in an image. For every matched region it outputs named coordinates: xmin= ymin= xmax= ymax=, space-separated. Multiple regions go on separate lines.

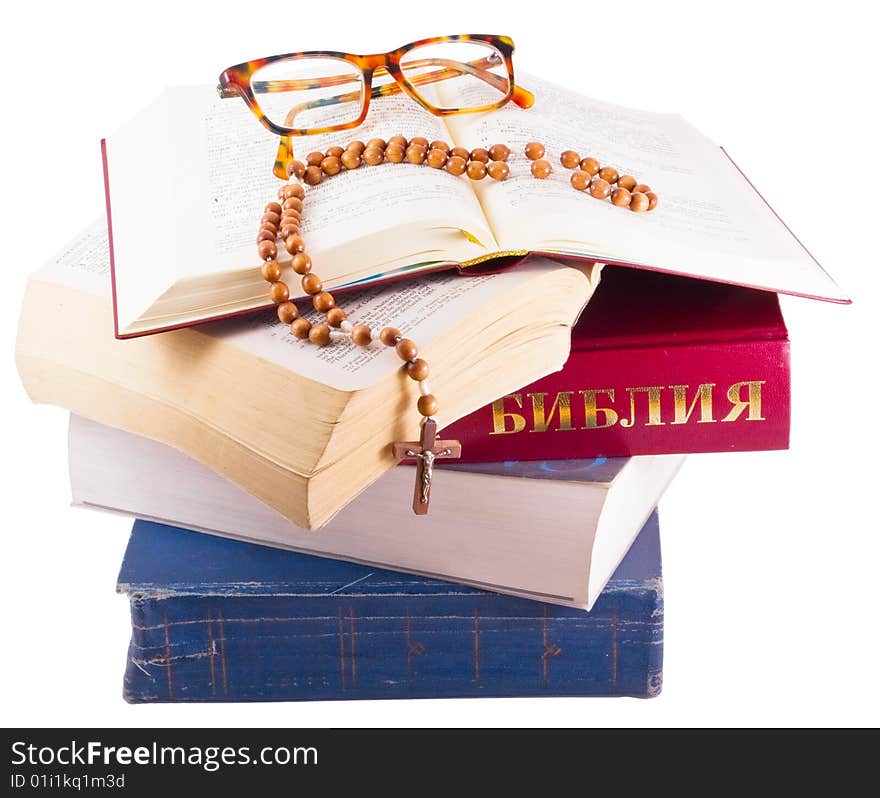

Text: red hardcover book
xmin=443 ymin=266 xmax=790 ymax=460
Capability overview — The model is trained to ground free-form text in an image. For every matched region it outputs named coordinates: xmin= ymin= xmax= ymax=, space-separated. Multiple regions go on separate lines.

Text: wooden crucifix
xmin=392 ymin=418 xmax=461 ymax=515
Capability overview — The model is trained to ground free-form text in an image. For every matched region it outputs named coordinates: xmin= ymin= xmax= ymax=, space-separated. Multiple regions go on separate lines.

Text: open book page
xmin=445 ymin=72 xmax=845 ymax=301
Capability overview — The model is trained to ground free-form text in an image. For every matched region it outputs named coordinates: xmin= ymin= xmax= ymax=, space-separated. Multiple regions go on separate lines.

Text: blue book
xmin=118 ymin=513 xmax=663 ymax=702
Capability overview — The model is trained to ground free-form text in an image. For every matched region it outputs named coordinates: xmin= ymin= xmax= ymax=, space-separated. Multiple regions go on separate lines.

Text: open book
xmin=103 ymin=72 xmax=847 ymax=337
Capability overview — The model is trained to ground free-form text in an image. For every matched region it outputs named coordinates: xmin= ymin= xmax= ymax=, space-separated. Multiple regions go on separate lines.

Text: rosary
xmin=256 ymin=136 xmax=658 ymax=515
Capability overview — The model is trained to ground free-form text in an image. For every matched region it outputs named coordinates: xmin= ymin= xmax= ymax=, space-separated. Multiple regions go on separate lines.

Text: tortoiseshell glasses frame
xmin=218 ymin=34 xmax=534 ymax=178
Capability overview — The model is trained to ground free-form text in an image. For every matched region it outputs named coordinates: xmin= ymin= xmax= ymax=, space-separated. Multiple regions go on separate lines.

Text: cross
xmin=392 ymin=418 xmax=461 ymax=515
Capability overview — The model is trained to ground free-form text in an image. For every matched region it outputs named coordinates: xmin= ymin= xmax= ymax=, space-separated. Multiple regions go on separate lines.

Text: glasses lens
xmin=399 ymin=40 xmax=510 ymax=111
xmin=250 ymin=56 xmax=364 ymax=131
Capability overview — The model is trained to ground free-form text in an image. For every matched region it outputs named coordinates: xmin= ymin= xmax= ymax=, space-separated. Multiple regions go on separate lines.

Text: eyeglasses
xmin=218 ymin=34 xmax=534 ymax=178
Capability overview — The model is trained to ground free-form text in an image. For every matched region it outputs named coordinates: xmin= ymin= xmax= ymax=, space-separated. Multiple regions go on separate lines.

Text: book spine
xmin=122 ymin=582 xmax=662 ymax=702
xmin=444 ymin=336 xmax=790 ymax=461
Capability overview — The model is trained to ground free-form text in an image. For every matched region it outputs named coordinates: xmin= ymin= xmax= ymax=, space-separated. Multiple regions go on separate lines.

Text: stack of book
xmin=15 ymin=72 xmax=841 ymax=702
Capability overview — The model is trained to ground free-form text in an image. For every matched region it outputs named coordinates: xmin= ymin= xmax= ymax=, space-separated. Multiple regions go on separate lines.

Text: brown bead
xmin=445 ymin=155 xmax=467 ymax=176
xmin=301 ymin=273 xmax=322 ymax=295
xmin=264 ymin=201 xmax=283 ymax=215
xmin=346 ymin=140 xmax=365 ymax=156
xmin=284 ymin=234 xmax=305 ymax=254
xmin=325 ymin=146 xmax=344 ymax=159
xmin=286 ymin=160 xmax=306 ymax=179
xmin=406 ymin=358 xmax=429 ymax=381
xmin=321 ymin=156 xmax=342 ymax=176
xmin=269 ymin=281 xmax=290 ymax=303
xmin=395 ymin=338 xmax=418 ymax=361
xmin=340 ymin=149 xmax=362 ymax=170
xmin=589 ymin=178 xmax=612 ymax=199
xmin=560 ymin=150 xmax=581 ymax=169
xmin=306 ymin=151 xmax=324 ymax=166
xmin=290 ymin=318 xmax=311 ymax=339
xmin=303 ymin=165 xmax=323 ymax=185
xmin=261 ymin=260 xmax=282 ymax=282
xmin=325 ymin=307 xmax=347 ymax=327
xmin=363 ymin=147 xmax=384 ymax=166
xmin=282 ymin=196 xmax=303 ymax=212
xmin=410 ymin=136 xmax=429 ymax=149
xmin=598 ymin=166 xmax=619 ymax=184
xmin=385 ymin=144 xmax=406 ymax=163
xmin=525 ymin=141 xmax=545 ymax=160
xmin=645 ymin=192 xmax=659 ymax=211
xmin=276 ymin=184 xmax=297 ymax=200
xmin=281 ymin=210 xmax=301 ymax=225
xmin=417 ymin=394 xmax=439 ymax=417
xmin=470 ymin=148 xmax=490 ymax=163
xmin=379 ymin=327 xmax=401 ymax=346
xmin=579 ymin=157 xmax=600 ymax=176
xmin=489 ymin=143 xmax=510 ymax=162
xmin=450 ymin=146 xmax=470 ymax=161
xmin=351 ymin=323 xmax=372 ymax=346
xmin=366 ymin=138 xmax=386 ymax=151
xmin=291 ymin=253 xmax=312 ymax=274
xmin=466 ymin=160 xmax=487 ymax=180
xmin=312 ymin=291 xmax=335 ymax=312
xmin=279 ymin=224 xmax=300 ymax=240
xmin=257 ymin=228 xmax=277 ymax=243
xmin=388 ymin=135 xmax=408 ymax=149
xmin=611 ymin=187 xmax=632 ymax=207
xmin=629 ymin=192 xmax=650 ymax=212
xmin=257 ymin=240 xmax=277 ymax=260
xmin=261 ymin=211 xmax=280 ymax=226
xmin=429 ymin=140 xmax=450 ymax=154
xmin=570 ymin=170 xmax=590 ymax=191
xmin=276 ymin=301 xmax=298 ymax=324
xmin=405 ymin=144 xmax=427 ymax=164
xmin=487 ymin=161 xmax=509 ymax=181
xmin=308 ymin=322 xmax=331 ymax=346
xmin=427 ymin=148 xmax=448 ymax=169
xmin=617 ymin=175 xmax=637 ymax=191
xmin=633 ymin=184 xmax=651 ymax=194
xmin=531 ymin=159 xmax=552 ymax=179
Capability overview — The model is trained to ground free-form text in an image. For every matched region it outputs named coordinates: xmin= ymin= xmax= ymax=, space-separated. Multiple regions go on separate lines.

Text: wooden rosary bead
xmin=489 ymin=143 xmax=510 ymax=162
xmin=366 ymin=138 xmax=387 ymax=151
xmin=363 ymin=147 xmax=384 ymax=166
xmin=321 ymin=156 xmax=342 ymax=176
xmin=450 ymin=146 xmax=470 ymax=161
xmin=340 ymin=149 xmax=362 ymax=170
xmin=617 ymin=175 xmax=637 ymax=191
xmin=579 ymin=157 xmax=600 ymax=176
xmin=380 ymin=327 xmax=401 ymax=346
xmin=257 ymin=240 xmax=277 ymax=260
xmin=257 ymin=228 xmax=277 ymax=243
xmin=282 ymin=197 xmax=303 ymax=212
xmin=598 ymin=166 xmax=619 ymax=184
xmin=280 ymin=224 xmax=300 ymax=240
xmin=269 ymin=281 xmax=290 ymax=303
xmin=276 ymin=301 xmax=298 ymax=324
xmin=430 ymin=140 xmax=450 ymax=154
xmin=261 ymin=211 xmax=281 ymax=227
xmin=325 ymin=146 xmax=344 ymax=158
xmin=291 ymin=253 xmax=312 ymax=275
xmin=313 ymin=291 xmax=335 ymax=312
xmin=308 ymin=322 xmax=331 ymax=346
xmin=306 ymin=151 xmax=324 ymax=167
xmin=629 ymin=192 xmax=650 ymax=212
xmin=388 ymin=135 xmax=408 ymax=148
xmin=560 ymin=150 xmax=581 ymax=169
xmin=410 ymin=136 xmax=429 ymax=149
xmin=326 ymin=307 xmax=347 ymax=327
xmin=405 ymin=144 xmax=427 ymax=164
xmin=589 ymin=178 xmax=612 ymax=199
xmin=487 ymin=160 xmax=509 ymax=181
xmin=351 ymin=323 xmax=372 ymax=346
xmin=301 ymin=273 xmax=322 ymax=295
xmin=466 ymin=160 xmax=487 ymax=180
xmin=285 ymin=234 xmax=305 ymax=254
xmin=396 ymin=338 xmax=418 ymax=361
xmin=265 ymin=201 xmax=283 ymax=215
xmin=426 ymin=148 xmax=448 ymax=168
xmin=525 ymin=141 xmax=545 ymax=160
xmin=634 ymin=184 xmax=651 ymax=194
xmin=286 ymin=160 xmax=306 ymax=179
xmin=385 ymin=144 xmax=406 ymax=163
xmin=346 ymin=140 xmax=366 ymax=156
xmin=290 ymin=318 xmax=311 ymax=339
xmin=645 ymin=192 xmax=659 ymax=210
xmin=530 ymin=159 xmax=552 ymax=179
xmin=303 ymin=165 xmax=323 ymax=185
xmin=261 ymin=260 xmax=282 ymax=282
xmin=277 ymin=183 xmax=303 ymax=200
xmin=406 ymin=358 xmax=429 ymax=381
xmin=570 ymin=170 xmax=591 ymax=191
xmin=417 ymin=394 xmax=439 ymax=417
xmin=611 ymin=187 xmax=632 ymax=207
xmin=470 ymin=148 xmax=490 ymax=163
xmin=445 ymin=155 xmax=467 ymax=176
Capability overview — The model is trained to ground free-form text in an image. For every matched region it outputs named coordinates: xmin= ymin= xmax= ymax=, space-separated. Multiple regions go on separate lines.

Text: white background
xmin=2 ymin=0 xmax=878 ymax=727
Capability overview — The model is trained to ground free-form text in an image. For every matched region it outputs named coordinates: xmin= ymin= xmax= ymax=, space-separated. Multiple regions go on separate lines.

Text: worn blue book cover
xmin=118 ymin=512 xmax=663 ymax=702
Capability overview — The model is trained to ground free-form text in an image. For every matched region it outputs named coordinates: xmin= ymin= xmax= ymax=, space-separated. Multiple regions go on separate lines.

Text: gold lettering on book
xmin=526 ymin=391 xmax=575 ymax=433
xmin=620 ymin=386 xmax=665 ymax=428
xmin=489 ymin=394 xmax=527 ymax=435
xmin=580 ymin=389 xmax=619 ymax=429
xmin=671 ymin=383 xmax=717 ymax=425
xmin=722 ymin=380 xmax=766 ymax=422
